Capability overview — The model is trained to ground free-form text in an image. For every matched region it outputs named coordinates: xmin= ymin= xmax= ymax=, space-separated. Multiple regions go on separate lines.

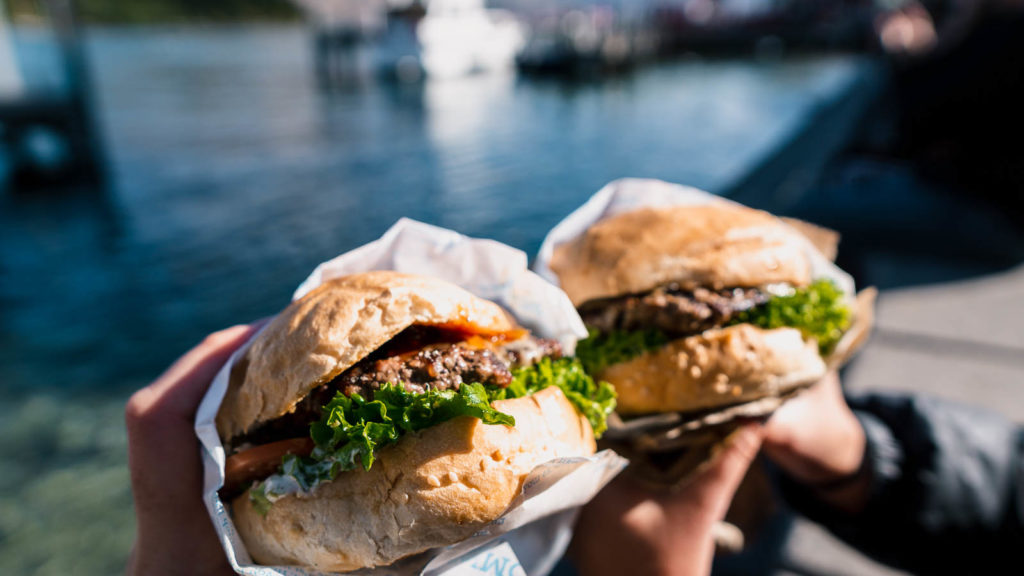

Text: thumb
xmin=675 ymin=423 xmax=764 ymax=522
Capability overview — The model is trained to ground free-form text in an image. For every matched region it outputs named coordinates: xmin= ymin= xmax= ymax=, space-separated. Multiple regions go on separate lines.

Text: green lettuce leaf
xmin=492 ymin=356 xmax=617 ymax=437
xmin=249 ymin=485 xmax=274 ymax=516
xmin=730 ymin=279 xmax=851 ymax=355
xmin=308 ymin=381 xmax=514 ymax=475
xmin=574 ymin=328 xmax=669 ymax=376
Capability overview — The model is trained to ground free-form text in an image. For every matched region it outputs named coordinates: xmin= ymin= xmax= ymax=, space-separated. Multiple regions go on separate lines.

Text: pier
xmin=0 ymin=0 xmax=103 ymax=188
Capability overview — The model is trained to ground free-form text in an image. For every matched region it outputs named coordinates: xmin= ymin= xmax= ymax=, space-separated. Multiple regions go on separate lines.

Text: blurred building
xmin=649 ymin=0 xmax=879 ymax=54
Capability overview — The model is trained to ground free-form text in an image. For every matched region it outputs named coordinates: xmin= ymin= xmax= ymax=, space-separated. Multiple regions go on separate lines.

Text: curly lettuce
xmin=575 ymin=328 xmax=669 ymax=376
xmin=495 ymin=356 xmax=617 ymax=437
xmin=731 ymin=279 xmax=851 ymax=355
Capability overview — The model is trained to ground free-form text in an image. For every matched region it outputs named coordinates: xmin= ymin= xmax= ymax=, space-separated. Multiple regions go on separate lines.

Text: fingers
xmin=761 ymin=371 xmax=865 ymax=484
xmin=762 ymin=371 xmax=840 ymax=450
xmin=125 ymin=322 xmax=265 ymax=576
xmin=706 ymin=424 xmax=765 ymax=489
xmin=673 ymin=424 xmax=765 ymax=523
xmin=126 ymin=323 xmax=261 ymax=428
xmin=570 ymin=425 xmax=766 ymax=576
xmin=126 ymin=322 xmax=261 ymax=493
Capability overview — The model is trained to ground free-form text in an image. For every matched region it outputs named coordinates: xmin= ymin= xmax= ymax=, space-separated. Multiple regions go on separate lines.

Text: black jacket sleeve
xmin=779 ymin=392 xmax=1024 ymax=575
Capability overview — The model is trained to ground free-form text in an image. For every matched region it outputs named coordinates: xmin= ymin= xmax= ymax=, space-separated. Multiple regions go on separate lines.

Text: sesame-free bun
xmin=550 ymin=204 xmax=815 ymax=307
xmin=216 ymin=271 xmax=516 ymax=440
xmin=216 ymin=271 xmax=596 ymax=571
xmin=599 ymin=324 xmax=827 ymax=416
xmin=231 ymin=386 xmax=596 ymax=572
xmin=548 ymin=203 xmax=874 ymax=417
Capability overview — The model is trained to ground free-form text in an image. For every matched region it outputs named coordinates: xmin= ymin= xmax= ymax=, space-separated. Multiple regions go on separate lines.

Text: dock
xmin=0 ymin=0 xmax=103 ymax=188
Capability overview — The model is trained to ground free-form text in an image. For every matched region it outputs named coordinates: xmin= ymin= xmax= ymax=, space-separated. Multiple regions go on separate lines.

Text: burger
xmin=547 ymin=202 xmax=873 ymax=483
xmin=215 ymin=271 xmax=615 ymax=571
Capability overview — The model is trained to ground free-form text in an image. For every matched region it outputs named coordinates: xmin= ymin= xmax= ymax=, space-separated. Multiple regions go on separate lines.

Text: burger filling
xmin=576 ymin=279 xmax=851 ymax=376
xmin=338 ymin=331 xmax=562 ymax=397
xmin=224 ymin=326 xmax=615 ymax=513
xmin=578 ymin=285 xmax=772 ymax=338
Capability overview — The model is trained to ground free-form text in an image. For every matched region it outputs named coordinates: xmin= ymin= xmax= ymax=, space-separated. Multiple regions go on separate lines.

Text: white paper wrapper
xmin=195 ymin=218 xmax=627 ymax=576
xmin=531 ymin=178 xmax=865 ymax=493
xmin=533 ymin=178 xmax=856 ymax=301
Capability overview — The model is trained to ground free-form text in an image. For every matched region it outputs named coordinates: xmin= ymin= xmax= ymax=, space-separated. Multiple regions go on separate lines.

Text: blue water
xmin=1 ymin=25 xmax=870 ymax=393
xmin=0 ymin=24 xmax=874 ymax=574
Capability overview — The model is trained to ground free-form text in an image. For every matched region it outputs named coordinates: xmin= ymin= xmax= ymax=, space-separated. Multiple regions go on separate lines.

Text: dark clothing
xmin=780 ymin=393 xmax=1024 ymax=575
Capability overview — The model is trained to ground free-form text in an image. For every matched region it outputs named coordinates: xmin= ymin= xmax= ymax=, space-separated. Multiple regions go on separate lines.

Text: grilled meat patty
xmin=339 ymin=343 xmax=514 ymax=397
xmin=230 ymin=329 xmax=562 ymax=450
xmin=578 ymin=285 xmax=771 ymax=338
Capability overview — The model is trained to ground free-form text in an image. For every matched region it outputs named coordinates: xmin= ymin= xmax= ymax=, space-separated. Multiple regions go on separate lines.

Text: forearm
xmin=780 ymin=393 xmax=1024 ymax=574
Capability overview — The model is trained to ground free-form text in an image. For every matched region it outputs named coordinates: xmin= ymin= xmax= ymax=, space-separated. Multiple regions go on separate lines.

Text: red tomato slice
xmin=220 ymin=437 xmax=314 ymax=500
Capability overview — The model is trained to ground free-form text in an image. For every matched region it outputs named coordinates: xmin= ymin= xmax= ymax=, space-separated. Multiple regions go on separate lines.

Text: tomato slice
xmin=433 ymin=321 xmax=528 ymax=343
xmin=220 ymin=437 xmax=314 ymax=500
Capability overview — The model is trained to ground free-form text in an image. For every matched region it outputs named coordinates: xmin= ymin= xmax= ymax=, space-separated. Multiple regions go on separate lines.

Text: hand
xmin=569 ymin=424 xmax=764 ymax=576
xmin=125 ymin=324 xmax=262 ymax=576
xmin=762 ymin=372 xmax=869 ymax=514
xmin=876 ymin=2 xmax=938 ymax=58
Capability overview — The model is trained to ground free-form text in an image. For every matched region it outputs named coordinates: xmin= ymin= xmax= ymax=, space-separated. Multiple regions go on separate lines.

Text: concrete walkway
xmin=845 ymin=261 xmax=1024 ymax=414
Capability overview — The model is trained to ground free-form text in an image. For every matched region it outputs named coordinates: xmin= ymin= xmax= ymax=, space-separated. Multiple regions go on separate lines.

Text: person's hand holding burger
xmin=569 ymin=423 xmax=764 ymax=576
xmin=762 ymin=371 xmax=871 ymax=515
xmin=127 ymin=271 xmax=616 ymax=574
xmin=125 ymin=323 xmax=264 ymax=576
xmin=543 ymin=189 xmax=877 ymax=575
xmin=568 ymin=371 xmax=873 ymax=576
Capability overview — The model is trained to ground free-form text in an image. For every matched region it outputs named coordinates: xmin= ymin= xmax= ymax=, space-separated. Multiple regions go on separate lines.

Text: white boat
xmin=374 ymin=0 xmax=527 ymax=80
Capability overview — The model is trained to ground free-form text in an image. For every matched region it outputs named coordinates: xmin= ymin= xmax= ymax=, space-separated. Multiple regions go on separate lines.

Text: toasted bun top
xmin=550 ymin=204 xmax=814 ymax=305
xmin=216 ymin=271 xmax=517 ymax=439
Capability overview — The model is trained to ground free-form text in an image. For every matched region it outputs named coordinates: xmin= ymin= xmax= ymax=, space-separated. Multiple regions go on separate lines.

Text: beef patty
xmin=578 ymin=285 xmax=771 ymax=338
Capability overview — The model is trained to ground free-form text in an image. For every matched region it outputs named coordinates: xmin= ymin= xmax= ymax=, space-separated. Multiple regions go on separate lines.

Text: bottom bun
xmin=231 ymin=386 xmax=596 ymax=572
xmin=601 ymin=324 xmax=827 ymax=416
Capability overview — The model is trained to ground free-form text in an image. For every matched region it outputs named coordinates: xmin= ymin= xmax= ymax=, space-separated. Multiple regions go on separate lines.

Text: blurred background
xmin=1 ymin=0 xmax=1022 ymax=574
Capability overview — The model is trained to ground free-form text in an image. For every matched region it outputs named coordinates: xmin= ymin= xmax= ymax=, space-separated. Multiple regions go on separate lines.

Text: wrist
xmin=767 ymin=411 xmax=867 ymax=486
xmin=820 ymin=412 xmax=867 ymax=481
xmin=804 ymin=422 xmax=872 ymax=515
